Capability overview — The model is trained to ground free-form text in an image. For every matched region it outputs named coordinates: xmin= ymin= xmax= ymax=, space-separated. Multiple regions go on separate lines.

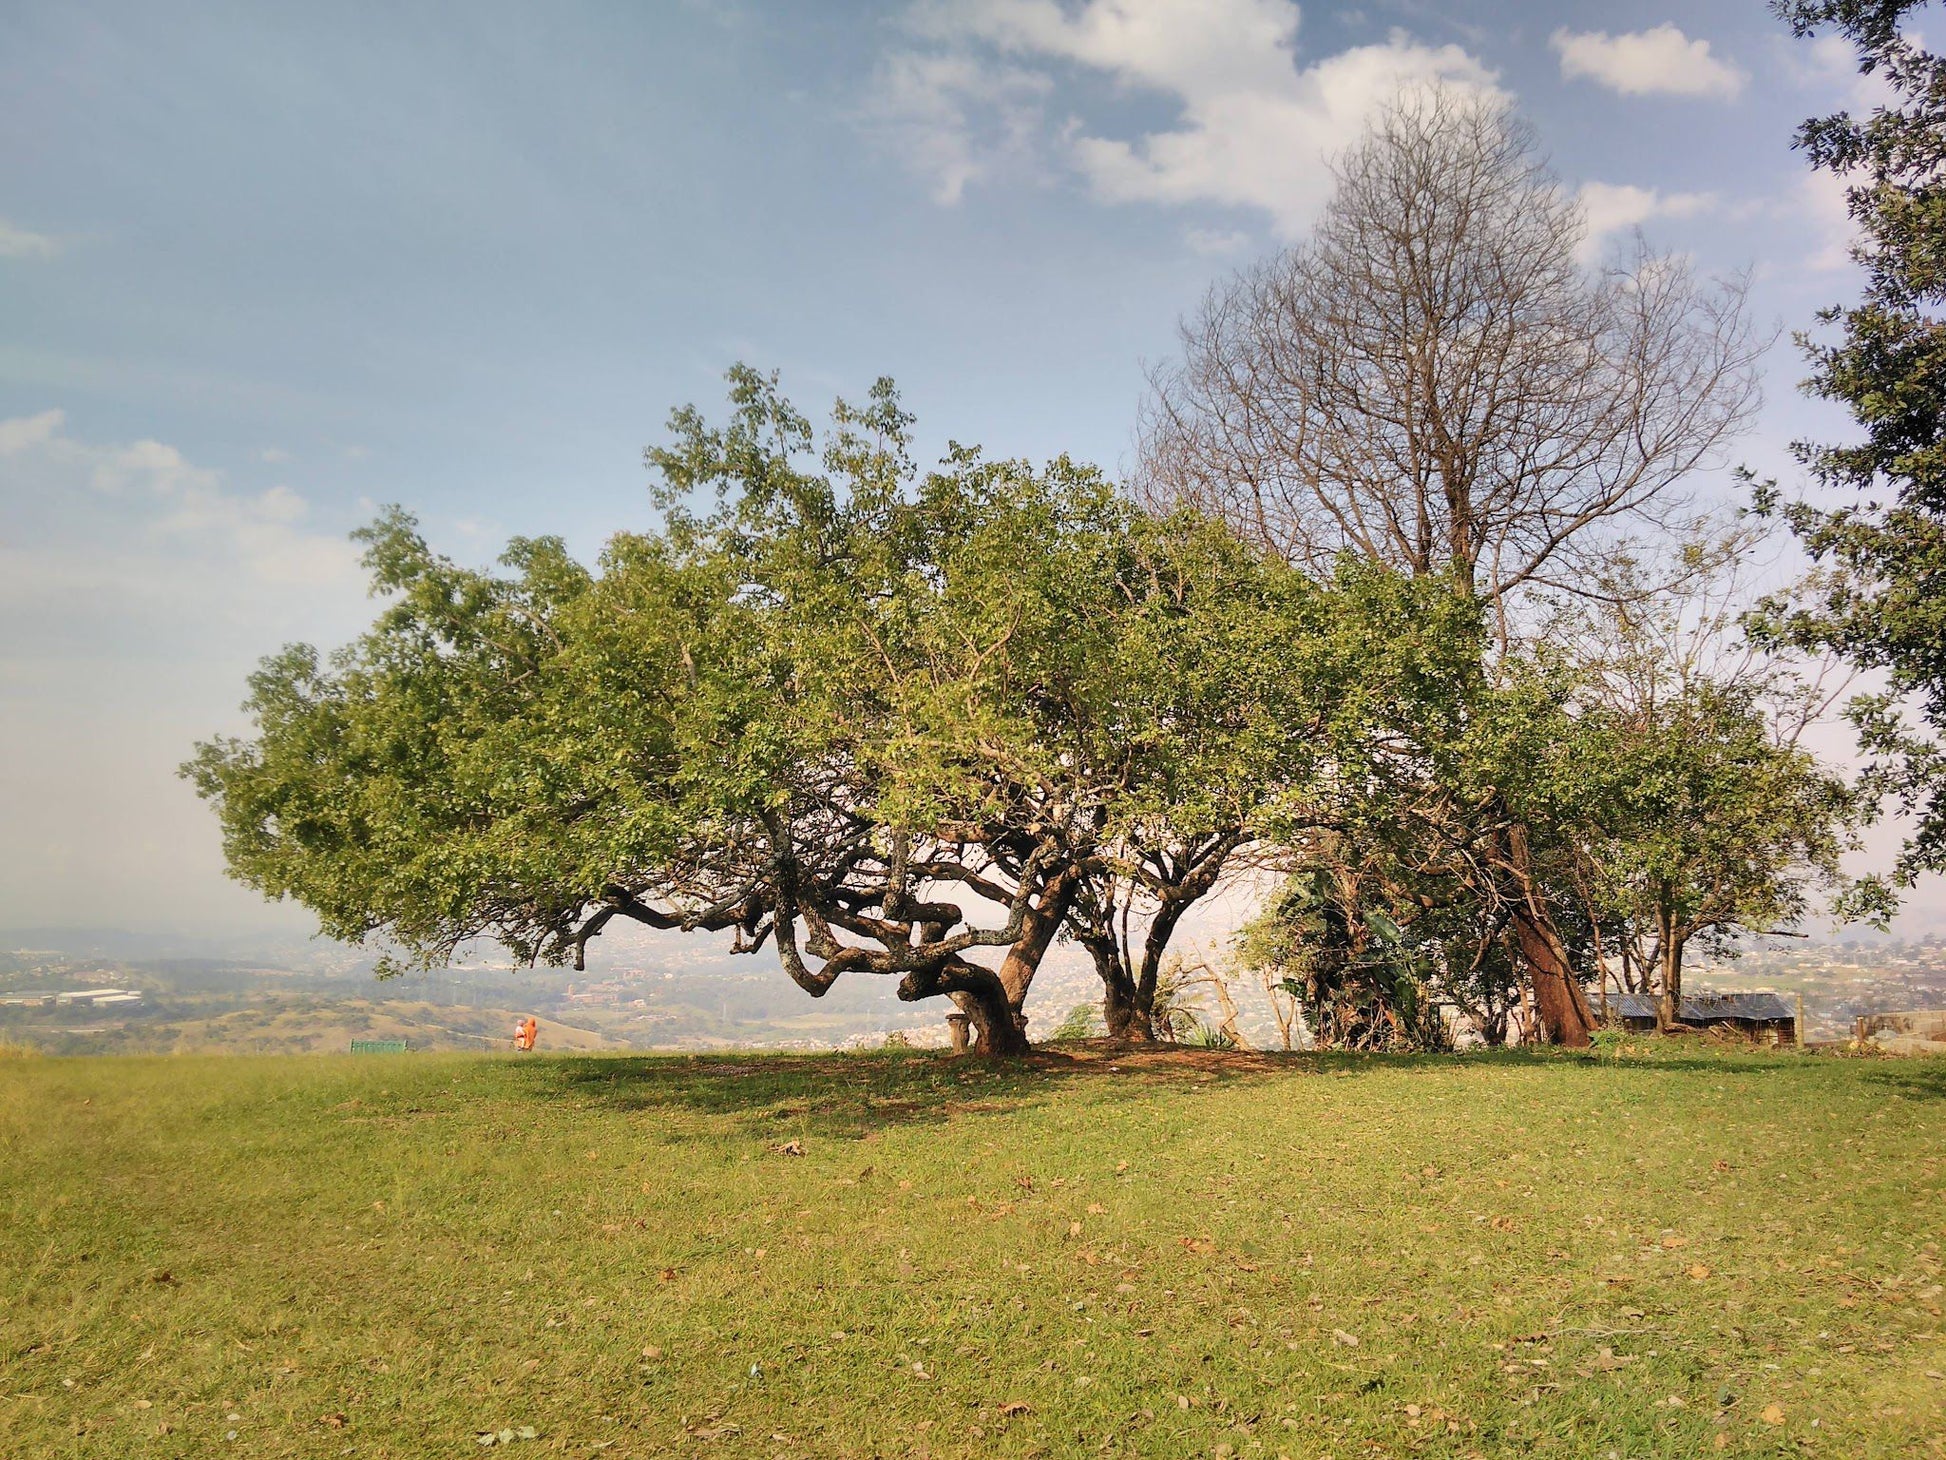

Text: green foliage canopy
xmin=1761 ymin=0 xmax=1946 ymax=877
xmin=186 ymin=369 xmax=1468 ymax=1048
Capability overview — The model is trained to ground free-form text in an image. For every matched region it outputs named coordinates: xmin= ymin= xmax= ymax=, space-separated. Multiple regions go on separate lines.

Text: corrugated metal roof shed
xmin=1684 ymin=992 xmax=1792 ymax=1021
xmin=1609 ymin=991 xmax=1793 ymax=1023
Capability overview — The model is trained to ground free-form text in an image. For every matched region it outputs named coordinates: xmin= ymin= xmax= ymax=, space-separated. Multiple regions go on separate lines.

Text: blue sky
xmin=0 ymin=0 xmax=1929 ymax=936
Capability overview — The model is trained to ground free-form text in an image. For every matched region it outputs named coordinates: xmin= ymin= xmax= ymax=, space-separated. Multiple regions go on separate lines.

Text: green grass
xmin=2 ymin=1045 xmax=1941 ymax=1458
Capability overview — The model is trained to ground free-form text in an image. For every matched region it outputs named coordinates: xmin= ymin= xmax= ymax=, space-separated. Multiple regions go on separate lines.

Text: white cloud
xmin=1577 ymin=181 xmax=1718 ymax=261
xmin=1552 ymin=24 xmax=1746 ymax=100
xmin=450 ymin=515 xmax=504 ymax=544
xmin=0 ymin=409 xmax=64 ymax=454
xmin=1774 ymin=31 xmax=1902 ymax=112
xmin=258 ymin=446 xmax=292 ymax=464
xmin=0 ymin=409 xmax=231 ymax=499
xmin=1794 ymin=168 xmax=1858 ymax=273
xmin=864 ymin=49 xmax=1055 ymax=204
xmin=0 ymin=217 xmax=59 ymax=259
xmin=876 ymin=0 xmax=1501 ymax=236
xmin=0 ymin=412 xmax=362 ymax=613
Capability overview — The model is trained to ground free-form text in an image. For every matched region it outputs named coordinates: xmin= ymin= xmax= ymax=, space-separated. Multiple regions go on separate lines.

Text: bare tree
xmin=1139 ymin=89 xmax=1763 ymax=637
xmin=1139 ymin=90 xmax=1764 ymax=1047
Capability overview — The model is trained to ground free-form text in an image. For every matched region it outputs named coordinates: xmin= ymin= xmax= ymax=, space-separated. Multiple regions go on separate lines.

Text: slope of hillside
xmin=2 ymin=1046 xmax=1940 ymax=1458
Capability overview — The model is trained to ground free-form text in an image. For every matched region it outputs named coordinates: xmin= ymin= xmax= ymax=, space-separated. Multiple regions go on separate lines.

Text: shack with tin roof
xmin=1608 ymin=991 xmax=1796 ymax=1045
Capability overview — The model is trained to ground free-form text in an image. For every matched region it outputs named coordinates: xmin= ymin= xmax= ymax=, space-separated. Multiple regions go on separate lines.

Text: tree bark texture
xmin=1504 ymin=825 xmax=1596 ymax=1047
xmin=1511 ymin=909 xmax=1595 ymax=1047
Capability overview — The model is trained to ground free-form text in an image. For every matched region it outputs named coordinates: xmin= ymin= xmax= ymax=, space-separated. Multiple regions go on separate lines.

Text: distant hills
xmin=5 ymin=925 xmax=1938 ymax=1055
xmin=0 ymin=923 xmax=1105 ymax=1056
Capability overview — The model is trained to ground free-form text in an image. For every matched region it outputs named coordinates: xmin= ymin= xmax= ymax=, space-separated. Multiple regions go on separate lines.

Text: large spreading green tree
xmin=1759 ymin=0 xmax=1946 ymax=881
xmin=187 ymin=369 xmax=1457 ymax=1054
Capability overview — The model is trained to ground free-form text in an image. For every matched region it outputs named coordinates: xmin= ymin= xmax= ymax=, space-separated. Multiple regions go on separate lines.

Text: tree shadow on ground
xmin=526 ymin=1043 xmax=1310 ymax=1142
xmin=514 ymin=1040 xmax=1874 ymax=1143
xmin=1855 ymin=1057 xmax=1946 ymax=1100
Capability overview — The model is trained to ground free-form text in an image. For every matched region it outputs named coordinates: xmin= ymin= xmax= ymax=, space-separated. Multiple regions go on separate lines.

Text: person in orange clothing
xmin=520 ymin=1016 xmax=539 ymax=1052
xmin=512 ymin=1016 xmax=534 ymax=1052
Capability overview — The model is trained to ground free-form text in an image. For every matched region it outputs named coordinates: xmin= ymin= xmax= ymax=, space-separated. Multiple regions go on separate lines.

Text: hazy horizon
xmin=5 ymin=0 xmax=1944 ymax=942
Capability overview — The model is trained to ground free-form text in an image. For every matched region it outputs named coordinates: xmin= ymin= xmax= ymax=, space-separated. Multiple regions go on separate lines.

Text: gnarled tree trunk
xmin=1103 ymin=967 xmax=1158 ymax=1041
xmin=966 ymin=866 xmax=1077 ymax=1056
xmin=946 ymin=986 xmax=1031 ymax=1057
xmin=1085 ymin=937 xmax=1158 ymax=1042
xmin=1079 ymin=832 xmax=1246 ymax=1044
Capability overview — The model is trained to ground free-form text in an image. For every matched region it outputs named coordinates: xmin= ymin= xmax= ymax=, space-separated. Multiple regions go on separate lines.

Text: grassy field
xmin=2 ymin=1044 xmax=1941 ymax=1459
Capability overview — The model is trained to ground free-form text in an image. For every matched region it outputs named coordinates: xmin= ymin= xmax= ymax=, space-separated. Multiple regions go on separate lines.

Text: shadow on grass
xmin=1856 ymin=1058 xmax=1946 ymax=1100
xmin=512 ymin=1042 xmax=1834 ymax=1142
xmin=525 ymin=1044 xmax=1310 ymax=1141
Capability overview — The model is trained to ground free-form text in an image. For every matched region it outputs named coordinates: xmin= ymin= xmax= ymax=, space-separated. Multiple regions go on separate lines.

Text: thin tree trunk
xmin=1656 ymin=915 xmax=1685 ymax=1034
xmin=1202 ymin=971 xmax=1247 ymax=1049
xmin=1258 ymin=965 xmax=1299 ymax=1050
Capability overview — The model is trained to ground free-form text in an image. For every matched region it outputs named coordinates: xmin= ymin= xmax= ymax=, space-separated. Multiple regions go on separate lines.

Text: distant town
xmin=3 ymin=926 xmax=1941 ymax=1057
xmin=1684 ymin=936 xmax=1946 ymax=1041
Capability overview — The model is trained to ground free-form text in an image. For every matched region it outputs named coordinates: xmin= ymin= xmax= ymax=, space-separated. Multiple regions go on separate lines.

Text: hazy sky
xmin=2 ymin=0 xmax=1937 ymax=939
